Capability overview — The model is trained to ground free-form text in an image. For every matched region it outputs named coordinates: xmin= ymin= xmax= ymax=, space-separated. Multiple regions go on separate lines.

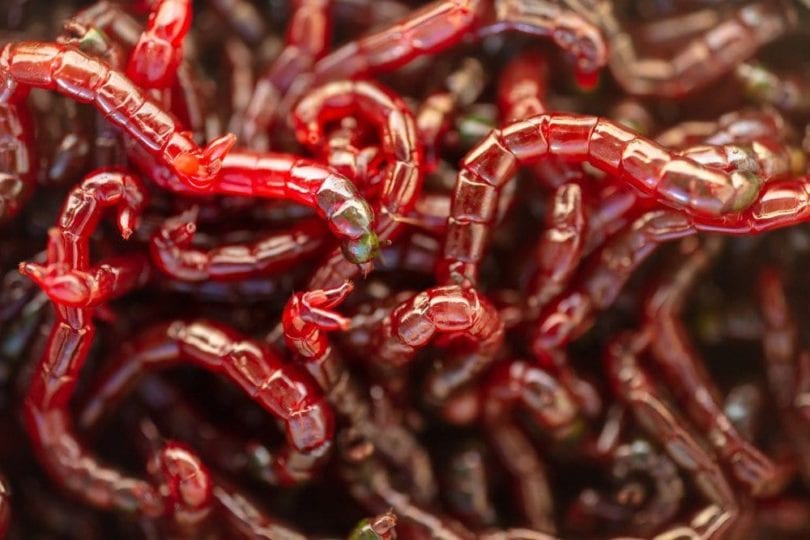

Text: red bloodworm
xmin=310 ymin=0 xmax=607 ymax=90
xmin=572 ymin=440 xmax=684 ymax=536
xmin=240 ymin=0 xmax=332 ymax=149
xmin=599 ymin=0 xmax=797 ymax=97
xmin=127 ymin=0 xmax=192 ymax=89
xmin=416 ymin=58 xmax=486 ymax=173
xmin=80 ymin=319 xmax=335 ymax=485
xmin=525 ymin=182 xmax=587 ymax=316
xmin=496 ymin=49 xmax=571 ymax=191
xmin=149 ymin=208 xmax=327 ymax=282
xmin=153 ymin=425 xmax=401 ymax=539
xmin=605 ymin=330 xmax=740 ymax=540
xmin=644 ymin=238 xmax=785 ymax=495
xmin=577 ymin=107 xmax=797 ymax=260
xmin=293 ymin=80 xmax=422 ymax=286
xmin=129 ymin=141 xmax=381 ymax=264
xmin=497 ymin=49 xmax=608 ymax=188
xmin=372 ymin=285 xmax=504 ymax=404
xmin=0 ymin=41 xmax=236 ymax=190
xmin=282 ymin=282 xmax=438 ymax=503
xmin=15 ymin=170 xmax=197 ymax=518
xmin=758 ymin=268 xmax=810 ymax=484
xmin=437 ymin=113 xmax=766 ymax=286
xmin=480 ymin=359 xmax=580 ymax=532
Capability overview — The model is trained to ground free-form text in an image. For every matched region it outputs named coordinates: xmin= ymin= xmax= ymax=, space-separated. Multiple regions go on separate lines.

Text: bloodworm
xmin=79 ymin=319 xmax=336 ymax=485
xmin=127 ymin=0 xmax=192 ymax=89
xmin=605 ymin=330 xmax=741 ymax=540
xmin=758 ymin=268 xmax=810 ymax=485
xmin=598 ymin=0 xmax=797 ymax=97
xmin=644 ymin=238 xmax=783 ymax=496
xmin=292 ymin=79 xmax=422 ymax=286
xmin=481 ymin=359 xmax=580 ymax=532
xmin=310 ymin=0 xmax=607 ymax=88
xmin=0 ymin=41 xmax=236 ymax=190
xmin=17 ymin=170 xmax=202 ymax=519
xmin=283 ymin=282 xmax=438 ymax=503
xmin=372 ymin=285 xmax=504 ymax=404
xmin=149 ymin=208 xmax=327 ymax=282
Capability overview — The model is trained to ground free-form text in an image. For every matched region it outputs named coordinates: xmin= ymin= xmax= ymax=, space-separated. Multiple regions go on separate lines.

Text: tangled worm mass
xmin=2 ymin=0 xmax=810 ymax=538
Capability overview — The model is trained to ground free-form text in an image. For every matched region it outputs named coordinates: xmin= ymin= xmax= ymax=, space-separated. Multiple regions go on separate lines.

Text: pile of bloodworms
xmin=3 ymin=0 xmax=810 ymax=538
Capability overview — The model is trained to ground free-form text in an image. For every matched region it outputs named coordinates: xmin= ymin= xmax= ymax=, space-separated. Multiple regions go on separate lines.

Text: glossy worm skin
xmin=17 ymin=170 xmax=185 ymax=518
xmin=127 ymin=0 xmax=192 ymax=89
xmin=644 ymin=238 xmax=781 ymax=496
xmin=605 ymin=330 xmax=740 ymax=540
xmin=311 ymin=0 xmax=607 ymax=88
xmin=438 ymin=113 xmax=764 ymax=285
xmin=481 ymin=359 xmax=580 ymax=532
xmin=0 ymin=41 xmax=236 ymax=190
xmin=130 ymin=146 xmax=381 ymax=265
xmin=80 ymin=319 xmax=335 ymax=485
xmin=149 ymin=209 xmax=327 ymax=282
xmin=293 ymin=80 xmax=422 ymax=286
xmin=601 ymin=0 xmax=797 ymax=97
xmin=283 ymin=282 xmax=438 ymax=503
xmin=372 ymin=285 xmax=504 ymax=404
xmin=526 ymin=182 xmax=587 ymax=315
xmin=241 ymin=0 xmax=332 ymax=149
